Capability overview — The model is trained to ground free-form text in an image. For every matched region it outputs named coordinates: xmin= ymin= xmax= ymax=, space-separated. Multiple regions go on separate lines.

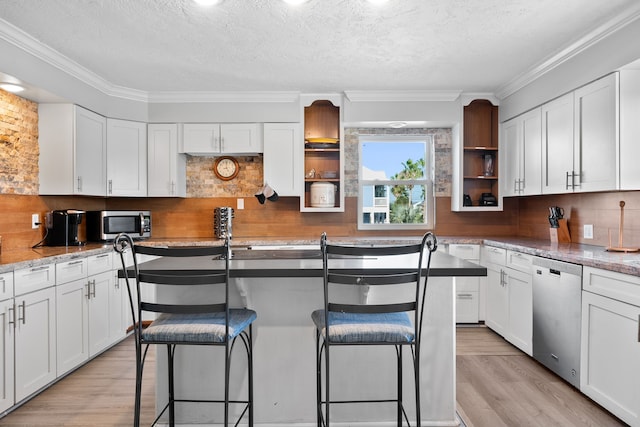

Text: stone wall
xmin=186 ymin=155 xmax=263 ymax=198
xmin=0 ymin=90 xmax=39 ymax=195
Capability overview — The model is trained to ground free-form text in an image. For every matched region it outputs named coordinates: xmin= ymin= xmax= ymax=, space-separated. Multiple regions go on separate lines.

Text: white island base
xmin=152 ymin=275 xmax=457 ymax=427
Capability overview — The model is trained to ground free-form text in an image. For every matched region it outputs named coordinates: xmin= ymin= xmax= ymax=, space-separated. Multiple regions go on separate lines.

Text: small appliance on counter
xmin=45 ymin=209 xmax=86 ymax=246
xmin=214 ymin=207 xmax=234 ymax=239
xmin=86 ymin=210 xmax=152 ymax=241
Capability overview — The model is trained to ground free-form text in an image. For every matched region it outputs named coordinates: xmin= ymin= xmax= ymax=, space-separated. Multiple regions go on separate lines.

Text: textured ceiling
xmin=0 ymin=0 xmax=639 ymax=96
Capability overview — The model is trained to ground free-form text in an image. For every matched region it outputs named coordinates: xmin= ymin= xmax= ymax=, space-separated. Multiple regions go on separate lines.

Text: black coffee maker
xmin=45 ymin=210 xmax=86 ymax=246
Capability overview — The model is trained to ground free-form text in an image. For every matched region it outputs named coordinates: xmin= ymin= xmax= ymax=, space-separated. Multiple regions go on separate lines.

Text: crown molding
xmin=147 ymin=91 xmax=300 ymax=103
xmin=460 ymin=93 xmax=500 ymax=106
xmin=496 ymin=4 xmax=640 ymax=99
xmin=344 ymin=90 xmax=462 ymax=102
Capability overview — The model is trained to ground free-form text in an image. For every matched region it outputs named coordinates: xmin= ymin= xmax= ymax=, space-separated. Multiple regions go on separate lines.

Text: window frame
xmin=357 ymin=135 xmax=436 ymax=230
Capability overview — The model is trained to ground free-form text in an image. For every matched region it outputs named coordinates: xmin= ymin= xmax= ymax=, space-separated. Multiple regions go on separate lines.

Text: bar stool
xmin=312 ymin=232 xmax=437 ymax=426
xmin=114 ymin=233 xmax=256 ymax=427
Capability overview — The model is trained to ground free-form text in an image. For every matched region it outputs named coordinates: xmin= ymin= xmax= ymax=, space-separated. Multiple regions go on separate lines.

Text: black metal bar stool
xmin=114 ymin=233 xmax=256 ymax=427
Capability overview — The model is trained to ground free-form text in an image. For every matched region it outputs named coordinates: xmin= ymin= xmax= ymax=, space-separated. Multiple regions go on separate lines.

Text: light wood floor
xmin=0 ymin=327 xmax=628 ymax=426
xmin=456 ymin=326 xmax=627 ymax=427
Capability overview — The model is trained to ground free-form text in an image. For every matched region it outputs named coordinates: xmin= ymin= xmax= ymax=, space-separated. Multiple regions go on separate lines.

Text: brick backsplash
xmin=0 ymin=90 xmax=39 ymax=195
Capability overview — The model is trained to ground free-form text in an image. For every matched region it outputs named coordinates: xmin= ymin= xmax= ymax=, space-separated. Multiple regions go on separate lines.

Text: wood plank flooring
xmin=0 ymin=327 xmax=628 ymax=426
xmin=456 ymin=326 xmax=627 ymax=427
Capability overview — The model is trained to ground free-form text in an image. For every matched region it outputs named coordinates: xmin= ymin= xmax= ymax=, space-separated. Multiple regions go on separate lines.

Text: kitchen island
xmin=133 ymin=249 xmax=486 ymax=427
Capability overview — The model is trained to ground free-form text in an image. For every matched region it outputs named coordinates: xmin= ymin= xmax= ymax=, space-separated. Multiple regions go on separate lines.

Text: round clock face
xmin=214 ymin=156 xmax=239 ymax=181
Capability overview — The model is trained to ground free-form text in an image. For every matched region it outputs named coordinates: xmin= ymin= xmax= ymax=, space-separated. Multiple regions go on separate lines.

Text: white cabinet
xmin=618 ymin=69 xmax=640 ymax=190
xmin=39 ymin=104 xmax=107 ymax=196
xmin=263 ymin=123 xmax=302 ymax=197
xmin=581 ymin=267 xmax=640 ymax=426
xmin=0 ymin=273 xmax=14 ymax=413
xmin=541 ymin=74 xmax=618 ymax=194
xmin=541 ymin=92 xmax=575 ymax=194
xmin=13 ymin=282 xmax=56 ymax=403
xmin=501 ymin=108 xmax=542 ymax=197
xmin=181 ymin=123 xmax=263 ymax=154
xmin=147 ymin=124 xmax=186 ymax=197
xmin=573 ymin=73 xmax=618 ymax=193
xmin=55 ymin=253 xmax=118 ymax=376
xmin=106 ymin=118 xmax=147 ymax=197
xmin=481 ymin=246 xmax=533 ymax=355
xmin=449 ymin=244 xmax=481 ymax=323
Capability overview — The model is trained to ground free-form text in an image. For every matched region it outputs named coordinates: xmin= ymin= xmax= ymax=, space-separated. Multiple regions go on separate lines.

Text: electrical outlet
xmin=584 ymin=224 xmax=594 ymax=239
xmin=237 ymin=198 xmax=244 ymax=210
xmin=32 ymin=213 xmax=40 ymax=229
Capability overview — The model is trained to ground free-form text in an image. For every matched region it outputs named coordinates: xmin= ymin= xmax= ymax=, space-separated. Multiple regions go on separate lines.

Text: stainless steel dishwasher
xmin=532 ymin=257 xmax=583 ymax=388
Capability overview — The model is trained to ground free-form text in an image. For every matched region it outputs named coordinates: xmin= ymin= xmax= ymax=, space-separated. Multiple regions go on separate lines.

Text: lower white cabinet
xmin=581 ymin=267 xmax=640 ymax=426
xmin=482 ymin=246 xmax=533 ymax=355
xmin=56 ymin=254 xmax=118 ymax=376
xmin=0 ymin=296 xmax=15 ymax=413
xmin=449 ymin=244 xmax=481 ymax=323
xmin=14 ymin=286 xmax=57 ymax=402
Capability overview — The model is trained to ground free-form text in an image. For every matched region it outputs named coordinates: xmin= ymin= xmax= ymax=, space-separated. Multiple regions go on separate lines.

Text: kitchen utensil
xmin=548 ymin=216 xmax=559 ymax=228
xmin=549 ymin=206 xmax=564 ymax=219
xmin=310 ymin=182 xmax=336 ymax=207
xmin=606 ymin=200 xmax=639 ymax=252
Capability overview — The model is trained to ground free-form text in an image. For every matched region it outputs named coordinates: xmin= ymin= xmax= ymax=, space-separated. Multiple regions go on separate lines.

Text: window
xmin=358 ymin=136 xmax=435 ymax=230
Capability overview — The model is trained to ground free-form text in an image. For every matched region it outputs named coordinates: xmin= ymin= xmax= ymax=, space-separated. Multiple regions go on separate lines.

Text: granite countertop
xmin=2 ymin=235 xmax=639 ymax=276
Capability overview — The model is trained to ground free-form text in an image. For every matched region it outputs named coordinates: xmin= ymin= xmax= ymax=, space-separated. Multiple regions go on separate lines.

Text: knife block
xmin=550 ymin=219 xmax=571 ymax=243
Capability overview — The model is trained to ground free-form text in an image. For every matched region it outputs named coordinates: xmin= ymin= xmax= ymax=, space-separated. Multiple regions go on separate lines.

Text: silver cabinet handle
xmin=77 ymin=176 xmax=82 ymax=192
xmin=68 ymin=259 xmax=84 ymax=266
xmin=85 ymin=283 xmax=90 ymax=299
xmin=8 ymin=305 xmax=15 ymax=326
xmin=18 ymin=301 xmax=26 ymax=324
xmin=108 ymin=179 xmax=113 ymax=194
xmin=457 ymin=293 xmax=474 ymax=299
xmin=566 ymin=171 xmax=572 ymax=190
xmin=30 ymin=265 xmax=49 ymax=272
xmin=91 ymin=279 xmax=96 ymax=298
xmin=637 ymin=314 xmax=639 ymax=342
xmin=0 ymin=278 xmax=5 ymax=294
xmin=96 ymin=253 xmax=110 ymax=259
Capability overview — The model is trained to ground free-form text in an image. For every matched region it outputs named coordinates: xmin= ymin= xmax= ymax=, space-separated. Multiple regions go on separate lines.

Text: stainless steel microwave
xmin=86 ymin=210 xmax=151 ymax=241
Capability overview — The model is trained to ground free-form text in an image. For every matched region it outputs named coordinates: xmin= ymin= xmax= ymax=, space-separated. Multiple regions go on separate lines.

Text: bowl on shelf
xmin=321 ymin=171 xmax=338 ymax=179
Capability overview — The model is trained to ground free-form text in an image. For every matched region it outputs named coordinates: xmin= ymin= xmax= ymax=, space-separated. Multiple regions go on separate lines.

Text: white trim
xmin=147 ymin=91 xmax=300 ymax=103
xmin=345 ymin=90 xmax=462 ymax=102
xmin=495 ymin=4 xmax=640 ymax=99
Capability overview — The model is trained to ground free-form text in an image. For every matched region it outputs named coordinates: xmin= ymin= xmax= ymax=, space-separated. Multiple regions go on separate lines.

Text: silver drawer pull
xmin=457 ymin=294 xmax=474 ymax=299
xmin=67 ymin=260 xmax=84 ymax=266
xmin=8 ymin=305 xmax=15 ymax=326
xmin=18 ymin=301 xmax=26 ymax=324
xmin=29 ymin=265 xmax=49 ymax=272
xmin=96 ymin=253 xmax=110 ymax=259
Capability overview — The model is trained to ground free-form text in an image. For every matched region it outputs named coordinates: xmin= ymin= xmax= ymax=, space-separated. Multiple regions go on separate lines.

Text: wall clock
xmin=213 ymin=156 xmax=239 ymax=181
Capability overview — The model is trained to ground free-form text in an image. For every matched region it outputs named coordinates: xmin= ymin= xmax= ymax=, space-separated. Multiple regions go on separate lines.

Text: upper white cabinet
xmin=39 ymin=104 xmax=107 ymax=196
xmin=541 ymin=73 xmax=618 ymax=194
xmin=573 ymin=73 xmax=618 ymax=193
xmin=106 ymin=119 xmax=147 ymax=197
xmin=263 ymin=123 xmax=302 ymax=197
xmin=147 ymin=124 xmax=186 ymax=197
xmin=541 ymin=92 xmax=575 ymax=194
xmin=181 ymin=123 xmax=263 ymax=155
xmin=501 ymin=108 xmax=542 ymax=197
xmin=619 ymin=69 xmax=640 ymax=190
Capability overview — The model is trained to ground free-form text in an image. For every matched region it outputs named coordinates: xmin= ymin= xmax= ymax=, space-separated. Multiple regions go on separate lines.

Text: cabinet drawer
xmin=583 ymin=266 xmax=640 ymax=306
xmin=88 ymin=252 xmax=113 ymax=276
xmin=15 ymin=264 xmax=55 ymax=295
xmin=456 ymin=276 xmax=480 ymax=292
xmin=456 ymin=291 xmax=479 ymax=323
xmin=506 ymin=250 xmax=533 ymax=273
xmin=0 ymin=272 xmax=14 ymax=301
xmin=448 ymin=244 xmax=480 ymax=260
xmin=56 ymin=258 xmax=88 ymax=285
xmin=481 ymin=246 xmax=506 ymax=266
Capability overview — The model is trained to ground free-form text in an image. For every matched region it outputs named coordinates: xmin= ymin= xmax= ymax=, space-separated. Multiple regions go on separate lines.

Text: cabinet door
xmin=263 ymin=123 xmax=302 ymax=197
xmin=14 ymin=287 xmax=56 ymax=402
xmin=520 ymin=108 xmax=542 ymax=196
xmin=182 ymin=123 xmax=221 ymax=154
xmin=581 ymin=291 xmax=640 ymax=426
xmin=505 ymin=268 xmax=532 ymax=355
xmin=107 ymin=119 xmax=147 ymax=197
xmin=574 ymin=73 xmax=618 ymax=193
xmin=108 ymin=270 xmax=126 ymax=344
xmin=0 ymin=273 xmax=14 ymax=302
xmin=56 ymin=279 xmax=89 ymax=376
xmin=148 ymin=124 xmax=186 ymax=197
xmin=88 ymin=271 xmax=112 ymax=356
xmin=220 ymin=123 xmax=263 ymax=153
xmin=501 ymin=118 xmax=520 ymax=197
xmin=0 ymin=298 xmax=15 ymax=413
xmin=542 ymin=93 xmax=574 ymax=194
xmin=75 ymin=106 xmax=107 ymax=196
xmin=485 ymin=265 xmax=508 ymax=336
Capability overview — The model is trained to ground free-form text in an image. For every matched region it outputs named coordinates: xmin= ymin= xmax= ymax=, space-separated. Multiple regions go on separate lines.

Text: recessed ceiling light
xmin=193 ymin=0 xmax=222 ymax=6
xmin=388 ymin=121 xmax=408 ymax=128
xmin=0 ymin=83 xmax=25 ymax=93
xmin=282 ymin=0 xmax=310 ymax=5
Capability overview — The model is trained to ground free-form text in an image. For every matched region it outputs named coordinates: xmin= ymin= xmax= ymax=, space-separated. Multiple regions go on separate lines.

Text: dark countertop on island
xmin=2 ymin=235 xmax=640 ymax=276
